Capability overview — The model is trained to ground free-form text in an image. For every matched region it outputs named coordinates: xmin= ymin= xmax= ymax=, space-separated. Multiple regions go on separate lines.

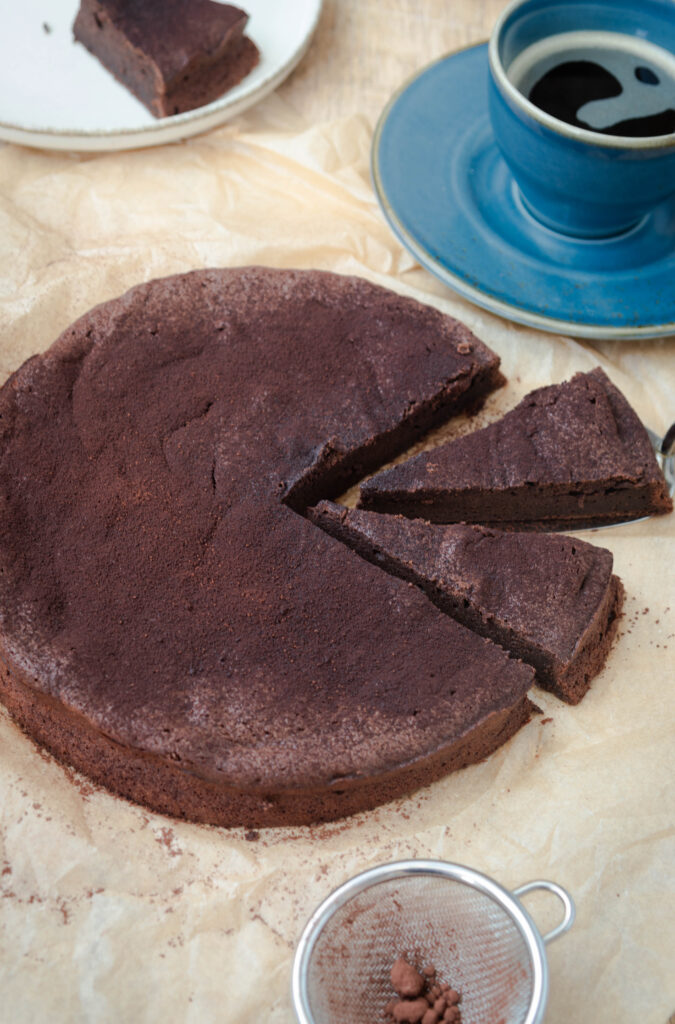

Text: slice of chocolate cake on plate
xmin=73 ymin=0 xmax=260 ymax=117
xmin=359 ymin=368 xmax=673 ymax=530
xmin=311 ymin=502 xmax=624 ymax=704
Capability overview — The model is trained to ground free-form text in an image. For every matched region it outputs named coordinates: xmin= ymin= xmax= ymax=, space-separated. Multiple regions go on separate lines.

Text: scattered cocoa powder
xmin=385 ymin=958 xmax=462 ymax=1024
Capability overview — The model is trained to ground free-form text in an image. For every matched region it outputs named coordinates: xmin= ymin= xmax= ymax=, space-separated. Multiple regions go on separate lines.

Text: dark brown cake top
xmin=90 ymin=0 xmax=249 ymax=78
xmin=0 ymin=268 xmax=530 ymax=790
xmin=360 ymin=368 xmax=668 ymax=498
xmin=311 ymin=503 xmax=615 ymax=664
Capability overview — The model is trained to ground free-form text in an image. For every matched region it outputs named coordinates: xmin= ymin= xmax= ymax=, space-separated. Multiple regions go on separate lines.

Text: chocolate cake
xmin=73 ymin=0 xmax=260 ymax=117
xmin=359 ymin=369 xmax=673 ymax=530
xmin=0 ymin=268 xmax=534 ymax=828
xmin=310 ymin=503 xmax=624 ymax=704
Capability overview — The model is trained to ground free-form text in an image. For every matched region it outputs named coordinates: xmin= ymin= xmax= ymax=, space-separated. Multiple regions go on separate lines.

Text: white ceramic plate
xmin=0 ymin=0 xmax=323 ymax=151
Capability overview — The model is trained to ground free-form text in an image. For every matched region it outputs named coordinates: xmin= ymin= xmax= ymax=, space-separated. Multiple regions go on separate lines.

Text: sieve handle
xmin=512 ymin=880 xmax=576 ymax=944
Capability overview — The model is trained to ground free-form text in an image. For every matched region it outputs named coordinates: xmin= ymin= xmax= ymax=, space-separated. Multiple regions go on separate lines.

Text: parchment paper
xmin=0 ymin=96 xmax=674 ymax=1024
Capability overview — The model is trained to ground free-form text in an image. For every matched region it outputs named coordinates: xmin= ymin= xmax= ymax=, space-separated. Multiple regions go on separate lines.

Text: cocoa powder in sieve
xmin=385 ymin=958 xmax=462 ymax=1024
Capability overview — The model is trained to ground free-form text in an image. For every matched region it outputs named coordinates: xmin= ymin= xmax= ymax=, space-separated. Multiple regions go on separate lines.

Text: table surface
xmin=280 ymin=0 xmax=508 ymax=124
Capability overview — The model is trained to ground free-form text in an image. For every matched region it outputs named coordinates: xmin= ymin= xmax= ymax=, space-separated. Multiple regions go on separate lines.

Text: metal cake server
xmin=574 ymin=423 xmax=675 ymax=531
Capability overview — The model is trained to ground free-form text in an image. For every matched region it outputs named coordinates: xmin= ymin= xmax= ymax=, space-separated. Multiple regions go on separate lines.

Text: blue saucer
xmin=372 ymin=43 xmax=675 ymax=340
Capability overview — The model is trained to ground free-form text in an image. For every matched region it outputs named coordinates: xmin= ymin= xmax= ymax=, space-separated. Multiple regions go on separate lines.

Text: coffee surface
xmin=508 ymin=31 xmax=675 ymax=137
xmin=529 ymin=58 xmax=675 ymax=136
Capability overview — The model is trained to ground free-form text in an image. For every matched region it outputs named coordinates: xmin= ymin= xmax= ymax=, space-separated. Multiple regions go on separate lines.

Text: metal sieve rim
xmin=292 ymin=859 xmax=566 ymax=1024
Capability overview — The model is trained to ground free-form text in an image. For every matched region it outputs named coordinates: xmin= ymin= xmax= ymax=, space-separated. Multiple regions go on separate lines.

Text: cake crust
xmin=0 ymin=268 xmax=530 ymax=827
xmin=359 ymin=369 xmax=673 ymax=529
xmin=0 ymin=647 xmax=534 ymax=827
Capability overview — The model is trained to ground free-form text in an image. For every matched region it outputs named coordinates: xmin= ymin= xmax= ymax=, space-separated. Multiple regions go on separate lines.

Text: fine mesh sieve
xmin=292 ymin=860 xmax=575 ymax=1024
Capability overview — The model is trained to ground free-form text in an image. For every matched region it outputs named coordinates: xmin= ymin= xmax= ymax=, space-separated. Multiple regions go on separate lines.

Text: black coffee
xmin=508 ymin=31 xmax=675 ymax=138
xmin=530 ymin=59 xmax=675 ymax=136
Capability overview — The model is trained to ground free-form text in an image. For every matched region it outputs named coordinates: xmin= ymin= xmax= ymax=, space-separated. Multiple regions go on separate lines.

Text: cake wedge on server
xmin=359 ymin=368 xmax=672 ymax=530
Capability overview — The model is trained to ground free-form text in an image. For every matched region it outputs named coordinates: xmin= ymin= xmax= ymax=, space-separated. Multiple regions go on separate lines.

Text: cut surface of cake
xmin=0 ymin=268 xmax=533 ymax=828
xmin=73 ymin=0 xmax=260 ymax=117
xmin=310 ymin=503 xmax=625 ymax=704
xmin=359 ymin=368 xmax=673 ymax=530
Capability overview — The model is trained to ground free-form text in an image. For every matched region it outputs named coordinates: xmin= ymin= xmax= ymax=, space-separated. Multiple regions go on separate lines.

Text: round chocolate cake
xmin=0 ymin=268 xmax=534 ymax=826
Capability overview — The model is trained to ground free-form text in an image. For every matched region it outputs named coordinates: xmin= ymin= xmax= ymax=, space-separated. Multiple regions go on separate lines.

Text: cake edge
xmin=284 ymin=364 xmax=506 ymax=513
xmin=0 ymin=646 xmax=535 ymax=828
xmin=553 ymin=573 xmax=625 ymax=704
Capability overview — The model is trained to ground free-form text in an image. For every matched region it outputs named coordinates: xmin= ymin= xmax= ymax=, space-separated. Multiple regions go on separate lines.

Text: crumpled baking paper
xmin=0 ymin=92 xmax=674 ymax=1024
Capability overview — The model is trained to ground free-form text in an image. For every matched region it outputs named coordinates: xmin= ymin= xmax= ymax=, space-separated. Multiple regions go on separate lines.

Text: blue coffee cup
xmin=488 ymin=0 xmax=675 ymax=238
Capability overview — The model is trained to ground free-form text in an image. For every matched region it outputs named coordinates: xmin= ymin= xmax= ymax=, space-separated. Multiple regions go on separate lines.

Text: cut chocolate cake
xmin=0 ymin=268 xmax=533 ymax=828
xmin=359 ymin=368 xmax=673 ymax=530
xmin=73 ymin=0 xmax=260 ymax=117
xmin=310 ymin=503 xmax=625 ymax=704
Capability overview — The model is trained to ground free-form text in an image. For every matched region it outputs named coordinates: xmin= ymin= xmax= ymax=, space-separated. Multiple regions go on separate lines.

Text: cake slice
xmin=310 ymin=502 xmax=625 ymax=704
xmin=359 ymin=368 xmax=673 ymax=530
xmin=73 ymin=0 xmax=260 ymax=117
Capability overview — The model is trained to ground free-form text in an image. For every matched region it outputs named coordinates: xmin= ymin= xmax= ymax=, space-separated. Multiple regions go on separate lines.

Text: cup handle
xmin=512 ymin=880 xmax=576 ymax=944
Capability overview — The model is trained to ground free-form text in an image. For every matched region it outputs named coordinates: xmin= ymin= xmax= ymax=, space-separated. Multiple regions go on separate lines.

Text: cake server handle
xmin=512 ymin=880 xmax=576 ymax=945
